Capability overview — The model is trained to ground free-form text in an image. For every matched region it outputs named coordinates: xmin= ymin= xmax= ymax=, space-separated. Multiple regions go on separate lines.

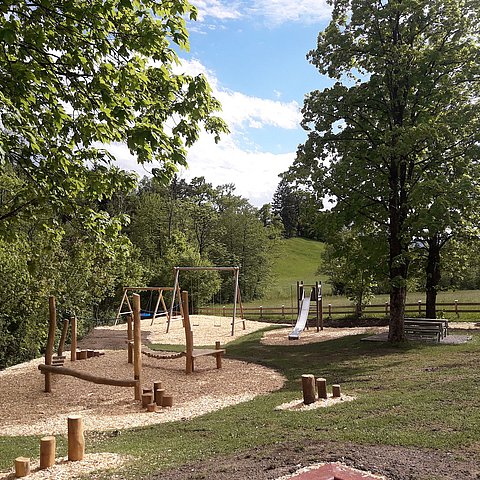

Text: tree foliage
xmin=129 ymin=176 xmax=275 ymax=305
xmin=0 ymin=0 xmax=227 ymax=239
xmin=292 ymin=0 xmax=480 ymax=340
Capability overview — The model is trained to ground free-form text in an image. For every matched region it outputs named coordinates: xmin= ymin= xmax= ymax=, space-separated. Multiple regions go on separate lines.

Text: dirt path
xmin=146 ymin=438 xmax=480 ymax=480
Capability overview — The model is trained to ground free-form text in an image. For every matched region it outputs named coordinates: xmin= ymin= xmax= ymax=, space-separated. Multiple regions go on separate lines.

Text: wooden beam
xmin=38 ymin=364 xmax=138 ymax=387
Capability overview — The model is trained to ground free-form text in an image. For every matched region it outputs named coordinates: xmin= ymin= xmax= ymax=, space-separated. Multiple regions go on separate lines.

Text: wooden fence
xmin=197 ymin=300 xmax=480 ymax=322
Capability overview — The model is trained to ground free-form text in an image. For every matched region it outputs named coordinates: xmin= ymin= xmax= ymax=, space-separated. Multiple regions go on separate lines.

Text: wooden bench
xmin=404 ymin=318 xmax=449 ymax=342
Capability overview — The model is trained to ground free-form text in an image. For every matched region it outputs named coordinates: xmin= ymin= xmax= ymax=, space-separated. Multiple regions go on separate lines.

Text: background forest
xmin=0 ymin=173 xmax=280 ymax=369
xmin=4 ymin=164 xmax=480 ymax=369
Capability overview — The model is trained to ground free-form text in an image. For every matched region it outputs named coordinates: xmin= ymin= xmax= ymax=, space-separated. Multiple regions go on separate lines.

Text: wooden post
xmin=14 ymin=457 xmax=30 ymax=478
xmin=167 ymin=267 xmax=181 ymax=332
xmin=142 ymin=392 xmax=153 ymax=408
xmin=133 ymin=294 xmax=142 ymax=401
xmin=328 ymin=303 xmax=332 ymax=319
xmin=67 ymin=415 xmax=85 ymax=461
xmin=301 ymin=374 xmax=316 ymax=405
xmin=316 ymin=377 xmax=328 ymax=400
xmin=153 ymin=381 xmax=162 ymax=398
xmin=44 ymin=296 xmax=57 ymax=393
xmin=296 ymin=281 xmax=300 ymax=315
xmin=40 ymin=436 xmax=56 ymax=469
xmin=147 ymin=403 xmax=157 ymax=412
xmin=162 ymin=394 xmax=173 ymax=407
xmin=182 ymin=291 xmax=195 ymax=374
xmin=70 ymin=316 xmax=77 ymax=362
xmin=332 ymin=384 xmax=341 ymax=398
xmin=155 ymin=388 xmax=165 ymax=406
xmin=418 ymin=300 xmax=422 ymax=314
xmin=127 ymin=315 xmax=133 ymax=364
xmin=57 ymin=319 xmax=69 ymax=357
xmin=215 ymin=341 xmax=222 ymax=369
xmin=385 ymin=302 xmax=389 ymax=315
xmin=318 ymin=282 xmax=323 ymax=331
xmin=236 ymin=285 xmax=246 ymax=330
xmin=282 ymin=305 xmax=285 ymax=319
xmin=455 ymin=299 xmax=459 ymax=317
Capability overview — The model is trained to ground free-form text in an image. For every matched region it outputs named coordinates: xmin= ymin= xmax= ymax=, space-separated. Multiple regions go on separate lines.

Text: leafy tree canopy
xmin=291 ymin=0 xmax=480 ymax=340
xmin=0 ymin=0 xmax=228 ymax=241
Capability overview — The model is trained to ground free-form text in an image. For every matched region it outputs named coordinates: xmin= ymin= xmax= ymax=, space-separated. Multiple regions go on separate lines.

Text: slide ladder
xmin=288 ymin=295 xmax=311 ymax=340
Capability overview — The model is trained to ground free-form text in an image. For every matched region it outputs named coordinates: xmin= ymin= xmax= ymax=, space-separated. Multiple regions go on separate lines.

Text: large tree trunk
xmin=388 ymin=240 xmax=408 ymax=341
xmin=425 ymin=234 xmax=441 ymax=319
xmin=388 ymin=156 xmax=409 ymax=342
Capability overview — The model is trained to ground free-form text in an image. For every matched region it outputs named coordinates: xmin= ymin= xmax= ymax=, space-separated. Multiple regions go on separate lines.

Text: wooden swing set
xmin=114 ymin=286 xmax=179 ymax=326
xmin=168 ymin=266 xmax=245 ymax=336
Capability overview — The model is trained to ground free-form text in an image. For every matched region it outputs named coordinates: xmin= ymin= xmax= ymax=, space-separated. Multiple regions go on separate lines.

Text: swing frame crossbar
xmin=168 ymin=266 xmax=245 ymax=336
xmin=115 ymin=287 xmax=173 ymax=326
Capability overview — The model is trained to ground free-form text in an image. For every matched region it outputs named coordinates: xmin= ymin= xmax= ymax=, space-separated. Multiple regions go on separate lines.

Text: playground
xmin=0 ymin=298 xmax=479 ymax=479
xmin=0 ymin=315 xmax=284 ymax=437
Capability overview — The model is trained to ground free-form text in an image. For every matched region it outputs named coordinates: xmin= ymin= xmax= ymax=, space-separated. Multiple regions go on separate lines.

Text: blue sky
xmin=117 ymin=1 xmax=334 ymax=206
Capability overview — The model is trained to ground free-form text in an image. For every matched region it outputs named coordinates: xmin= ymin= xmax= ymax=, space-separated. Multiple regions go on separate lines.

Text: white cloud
xmin=176 ymin=58 xmax=301 ymax=132
xmin=191 ymin=0 xmax=242 ymax=21
xmin=249 ymin=0 xmax=331 ymax=24
xmin=217 ymin=91 xmax=301 ymax=131
xmin=190 ymin=0 xmax=331 ymax=25
xmin=110 ymin=58 xmax=300 ymax=206
xmin=181 ymin=133 xmax=294 ymax=206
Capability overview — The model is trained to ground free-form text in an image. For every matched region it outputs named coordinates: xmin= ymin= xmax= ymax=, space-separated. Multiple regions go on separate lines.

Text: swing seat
xmin=140 ymin=310 xmax=154 ymax=319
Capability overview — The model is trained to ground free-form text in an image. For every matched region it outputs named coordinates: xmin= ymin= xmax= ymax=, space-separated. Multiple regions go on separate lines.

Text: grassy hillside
xmin=251 ymin=237 xmax=480 ymax=310
xmin=259 ymin=237 xmax=329 ymax=306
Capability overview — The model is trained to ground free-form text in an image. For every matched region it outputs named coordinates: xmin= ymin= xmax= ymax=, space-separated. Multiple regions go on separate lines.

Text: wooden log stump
xmin=14 ymin=457 xmax=30 ymax=478
xmin=147 ymin=402 xmax=157 ymax=412
xmin=162 ymin=394 xmax=173 ymax=407
xmin=332 ymin=384 xmax=341 ymax=398
xmin=86 ymin=349 xmax=95 ymax=358
xmin=76 ymin=350 xmax=88 ymax=360
xmin=316 ymin=377 xmax=328 ymax=400
xmin=67 ymin=415 xmax=85 ymax=461
xmin=153 ymin=381 xmax=162 ymax=394
xmin=155 ymin=388 xmax=165 ymax=406
xmin=142 ymin=392 xmax=153 ymax=408
xmin=40 ymin=435 xmax=56 ymax=469
xmin=301 ymin=374 xmax=316 ymax=405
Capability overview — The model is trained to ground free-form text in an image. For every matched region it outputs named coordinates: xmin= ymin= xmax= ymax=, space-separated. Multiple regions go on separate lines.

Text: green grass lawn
xmin=2 ymin=327 xmax=478 ymax=477
xmin=252 ymin=237 xmax=480 ymax=312
xmin=264 ymin=237 xmax=328 ymax=302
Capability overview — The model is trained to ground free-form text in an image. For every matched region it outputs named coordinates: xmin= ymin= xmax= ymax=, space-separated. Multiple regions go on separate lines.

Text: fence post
xmin=385 ymin=302 xmax=389 ymax=315
xmin=454 ymin=300 xmax=459 ymax=317
xmin=223 ymin=305 xmax=226 ymax=317
xmin=328 ymin=303 xmax=332 ymax=319
xmin=260 ymin=306 xmax=263 ymax=319
xmin=418 ymin=300 xmax=422 ymax=315
xmin=282 ymin=305 xmax=285 ymax=319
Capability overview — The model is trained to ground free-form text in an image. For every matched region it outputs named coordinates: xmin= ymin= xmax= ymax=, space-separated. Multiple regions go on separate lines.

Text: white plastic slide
xmin=288 ymin=297 xmax=311 ymax=340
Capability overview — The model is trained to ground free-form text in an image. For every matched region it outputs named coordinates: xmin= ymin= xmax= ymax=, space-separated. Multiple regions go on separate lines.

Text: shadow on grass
xmin=224 ymin=326 xmax=452 ymax=390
